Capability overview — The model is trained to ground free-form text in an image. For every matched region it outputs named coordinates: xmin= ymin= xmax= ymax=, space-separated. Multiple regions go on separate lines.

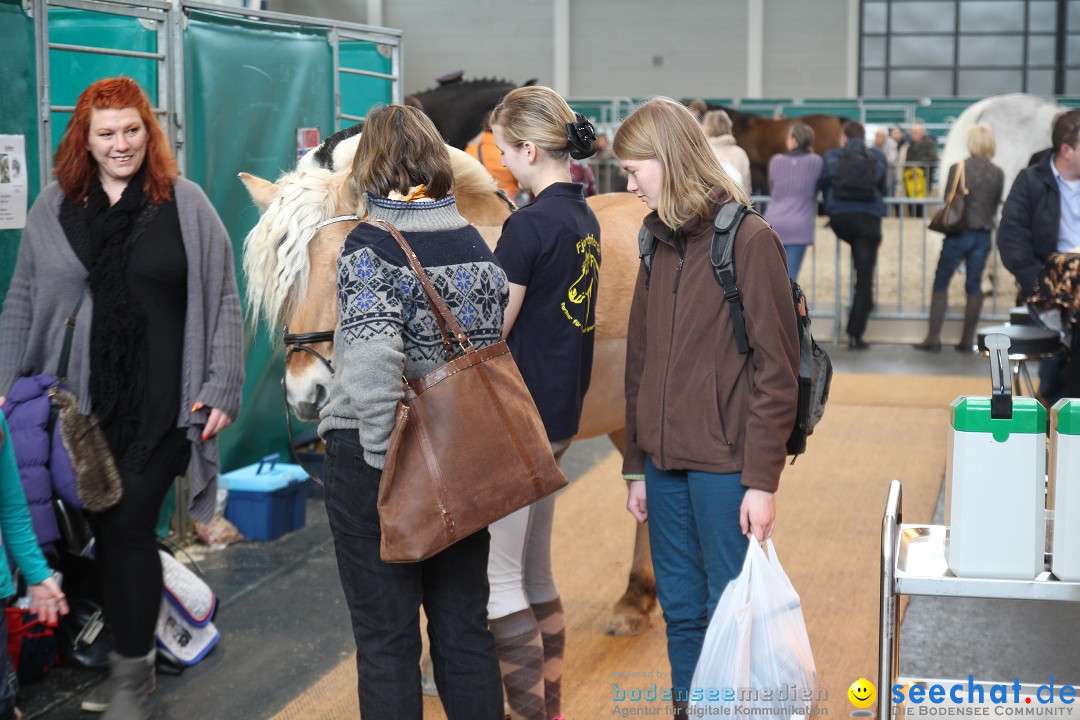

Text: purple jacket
xmin=2 ymin=374 xmax=80 ymax=548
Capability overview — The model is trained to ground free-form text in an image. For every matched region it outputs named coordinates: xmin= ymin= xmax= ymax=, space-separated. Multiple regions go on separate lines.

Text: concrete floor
xmin=20 ymin=337 xmax=1076 ymax=717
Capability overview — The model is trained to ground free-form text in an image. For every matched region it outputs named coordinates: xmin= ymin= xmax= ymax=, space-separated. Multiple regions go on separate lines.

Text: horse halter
xmin=283 ymin=329 xmax=335 ymax=374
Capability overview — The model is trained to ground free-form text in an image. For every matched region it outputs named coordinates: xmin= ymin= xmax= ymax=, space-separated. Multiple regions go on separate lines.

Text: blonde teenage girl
xmin=488 ymin=86 xmax=600 ymax=720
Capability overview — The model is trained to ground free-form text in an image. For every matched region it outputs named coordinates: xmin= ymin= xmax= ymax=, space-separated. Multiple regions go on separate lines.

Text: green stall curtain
xmin=183 ymin=9 xmax=335 ymax=471
xmin=339 ymin=40 xmax=393 ymax=126
xmin=47 ymin=8 xmax=160 ymax=151
xmin=0 ymin=1 xmax=38 ymax=298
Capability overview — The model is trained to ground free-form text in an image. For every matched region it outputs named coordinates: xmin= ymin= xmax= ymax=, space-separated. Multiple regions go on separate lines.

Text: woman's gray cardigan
xmin=0 ymin=179 xmax=244 ymax=522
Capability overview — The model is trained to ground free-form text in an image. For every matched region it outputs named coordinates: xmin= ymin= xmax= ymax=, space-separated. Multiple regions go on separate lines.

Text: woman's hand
xmin=626 ymin=480 xmax=648 ymax=524
xmin=191 ymin=402 xmax=233 ymax=441
xmin=740 ymin=488 xmax=776 ymax=541
xmin=29 ymin=577 xmax=68 ymax=627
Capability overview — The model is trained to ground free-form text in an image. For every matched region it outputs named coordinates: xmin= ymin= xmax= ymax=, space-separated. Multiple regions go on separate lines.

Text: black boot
xmin=848 ymin=334 xmax=869 ymax=350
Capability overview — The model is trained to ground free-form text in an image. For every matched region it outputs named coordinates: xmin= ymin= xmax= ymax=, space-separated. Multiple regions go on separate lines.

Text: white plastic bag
xmin=689 ymin=539 xmax=817 ymax=717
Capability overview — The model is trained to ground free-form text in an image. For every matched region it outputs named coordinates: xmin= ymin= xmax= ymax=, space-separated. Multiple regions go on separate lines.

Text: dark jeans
xmin=932 ymin=229 xmax=991 ymax=295
xmin=830 ymin=213 xmax=883 ymax=338
xmin=322 ymin=430 xmax=503 ymax=720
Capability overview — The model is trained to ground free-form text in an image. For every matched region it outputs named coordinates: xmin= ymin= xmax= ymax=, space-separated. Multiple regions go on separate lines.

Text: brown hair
xmin=53 ymin=76 xmax=178 ymax=204
xmin=842 ymin=121 xmax=866 ymax=140
xmin=1052 ymin=109 xmax=1080 ymax=157
xmin=613 ymin=97 xmax=748 ymax=229
xmin=351 ymin=104 xmax=454 ymax=199
xmin=790 ymin=123 xmax=815 ymax=151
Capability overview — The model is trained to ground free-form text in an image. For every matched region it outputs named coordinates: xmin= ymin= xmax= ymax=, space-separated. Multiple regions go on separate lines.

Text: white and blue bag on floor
xmin=155 ymin=550 xmax=220 ymax=666
xmin=689 ymin=540 xmax=817 ymax=719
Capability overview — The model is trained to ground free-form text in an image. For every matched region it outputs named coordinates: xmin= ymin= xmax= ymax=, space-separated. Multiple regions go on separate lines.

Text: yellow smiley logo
xmin=848 ymin=678 xmax=877 ymax=709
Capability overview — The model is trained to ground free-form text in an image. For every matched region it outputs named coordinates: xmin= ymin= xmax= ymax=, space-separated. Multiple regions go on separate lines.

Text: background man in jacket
xmin=999 ymin=109 xmax=1080 ymax=400
xmin=819 ymin=121 xmax=889 ymax=350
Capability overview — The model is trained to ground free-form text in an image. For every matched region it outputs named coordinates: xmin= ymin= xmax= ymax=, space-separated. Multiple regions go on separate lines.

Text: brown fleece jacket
xmin=622 ymin=199 xmax=799 ymax=492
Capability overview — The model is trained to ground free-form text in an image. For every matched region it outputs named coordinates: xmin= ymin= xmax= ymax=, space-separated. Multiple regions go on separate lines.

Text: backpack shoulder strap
xmin=711 ymin=203 xmax=757 ymax=355
xmin=638 ymin=225 xmax=658 ymax=282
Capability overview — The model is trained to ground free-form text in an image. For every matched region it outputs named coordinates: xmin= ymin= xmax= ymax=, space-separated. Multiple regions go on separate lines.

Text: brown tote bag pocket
xmin=372 ymin=220 xmax=567 ymax=563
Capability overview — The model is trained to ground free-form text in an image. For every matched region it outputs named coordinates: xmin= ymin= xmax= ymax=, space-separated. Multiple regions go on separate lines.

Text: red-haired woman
xmin=0 ymin=76 xmax=243 ymax=719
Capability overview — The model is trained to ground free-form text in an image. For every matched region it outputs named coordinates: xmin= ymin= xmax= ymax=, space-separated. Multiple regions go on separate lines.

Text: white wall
xmin=762 ymin=0 xmax=851 ymax=98
xmin=269 ymin=0 xmax=856 ymax=100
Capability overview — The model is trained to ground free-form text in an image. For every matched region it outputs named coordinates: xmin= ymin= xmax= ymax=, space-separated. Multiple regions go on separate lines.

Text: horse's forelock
xmin=243 ymin=168 xmax=350 ymax=330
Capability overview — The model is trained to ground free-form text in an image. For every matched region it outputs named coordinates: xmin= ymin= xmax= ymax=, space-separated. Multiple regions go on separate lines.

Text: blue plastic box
xmin=223 ymin=455 xmax=309 ymax=541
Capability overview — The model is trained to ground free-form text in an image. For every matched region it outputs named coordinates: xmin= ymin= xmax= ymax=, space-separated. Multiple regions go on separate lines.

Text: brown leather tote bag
xmin=372 ymin=219 xmax=567 ymax=563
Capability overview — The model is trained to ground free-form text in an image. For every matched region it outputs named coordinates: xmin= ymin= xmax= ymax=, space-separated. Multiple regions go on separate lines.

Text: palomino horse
xmin=240 ymin=129 xmax=655 ymax=635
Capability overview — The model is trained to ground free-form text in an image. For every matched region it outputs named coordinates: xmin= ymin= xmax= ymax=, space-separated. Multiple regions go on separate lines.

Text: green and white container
xmin=944 ymin=396 xmax=1047 ymax=579
xmin=1050 ymin=399 xmax=1080 ymax=581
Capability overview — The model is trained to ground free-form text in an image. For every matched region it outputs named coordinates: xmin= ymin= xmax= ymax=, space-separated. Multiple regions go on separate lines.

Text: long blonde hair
xmin=491 ymin=86 xmax=577 ymax=159
xmin=614 ymin=97 xmax=748 ymax=228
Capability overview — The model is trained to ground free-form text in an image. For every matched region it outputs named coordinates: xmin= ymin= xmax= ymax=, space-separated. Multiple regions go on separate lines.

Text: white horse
xmin=940 ymin=93 xmax=1066 ymax=200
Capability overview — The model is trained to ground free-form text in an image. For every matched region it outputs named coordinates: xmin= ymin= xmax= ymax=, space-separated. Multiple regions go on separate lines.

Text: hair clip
xmin=565 ymin=113 xmax=598 ymax=160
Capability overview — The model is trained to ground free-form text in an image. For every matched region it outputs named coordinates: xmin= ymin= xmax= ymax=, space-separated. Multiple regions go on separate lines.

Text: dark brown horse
xmin=715 ymin=107 xmax=848 ymax=192
xmin=406 ymin=73 xmax=534 ymax=149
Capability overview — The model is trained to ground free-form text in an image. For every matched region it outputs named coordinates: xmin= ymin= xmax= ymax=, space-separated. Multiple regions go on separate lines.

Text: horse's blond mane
xmin=242 ymin=167 xmax=356 ymax=331
xmin=243 ymin=139 xmax=507 ymax=335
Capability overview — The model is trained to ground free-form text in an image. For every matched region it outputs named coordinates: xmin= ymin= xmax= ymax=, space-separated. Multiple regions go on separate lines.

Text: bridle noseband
xmin=283 ymin=330 xmax=335 ymax=374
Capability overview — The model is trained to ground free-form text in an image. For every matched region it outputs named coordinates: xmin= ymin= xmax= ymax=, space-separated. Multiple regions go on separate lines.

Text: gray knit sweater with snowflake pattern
xmin=317 ymin=194 xmax=509 ymax=468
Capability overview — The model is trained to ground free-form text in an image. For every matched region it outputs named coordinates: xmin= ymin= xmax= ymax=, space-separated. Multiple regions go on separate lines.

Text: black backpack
xmin=638 ymin=203 xmax=832 ymax=460
xmin=832 ymin=147 xmax=879 ymax=203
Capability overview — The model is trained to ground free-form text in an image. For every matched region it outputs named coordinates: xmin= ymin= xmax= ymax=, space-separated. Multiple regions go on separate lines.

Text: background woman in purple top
xmin=764 ymin=124 xmax=824 ymax=280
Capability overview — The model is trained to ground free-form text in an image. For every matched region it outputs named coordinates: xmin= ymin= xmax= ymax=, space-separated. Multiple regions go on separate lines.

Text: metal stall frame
xmin=180 ymin=1 xmax=402 ymax=132
xmin=32 ymin=0 xmax=178 ymax=188
xmin=29 ymin=0 xmax=402 ymax=543
xmin=32 ymin=0 xmax=403 ymax=187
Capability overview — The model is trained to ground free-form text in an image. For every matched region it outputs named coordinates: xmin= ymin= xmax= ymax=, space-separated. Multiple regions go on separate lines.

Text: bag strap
xmin=711 ymin=203 xmax=757 ymax=355
xmin=369 ymin=218 xmax=473 ymax=356
xmin=56 ymin=287 xmax=90 ymax=383
xmin=944 ymin=161 xmax=965 ymax=204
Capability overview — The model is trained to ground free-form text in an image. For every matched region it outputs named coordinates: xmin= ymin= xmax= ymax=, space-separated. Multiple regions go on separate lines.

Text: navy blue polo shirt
xmin=494 ymin=182 xmax=601 ymax=441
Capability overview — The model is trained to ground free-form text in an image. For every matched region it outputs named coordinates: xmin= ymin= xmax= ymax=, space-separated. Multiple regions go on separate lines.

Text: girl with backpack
xmin=614 ymin=97 xmax=798 ymax=719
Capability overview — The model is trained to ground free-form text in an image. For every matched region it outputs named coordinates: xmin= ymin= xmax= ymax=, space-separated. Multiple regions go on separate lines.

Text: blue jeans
xmin=645 ymin=457 xmax=749 ymax=692
xmin=322 ymin=430 xmax=504 ymax=720
xmin=784 ymin=244 xmax=809 ymax=281
xmin=932 ymin=229 xmax=991 ymax=295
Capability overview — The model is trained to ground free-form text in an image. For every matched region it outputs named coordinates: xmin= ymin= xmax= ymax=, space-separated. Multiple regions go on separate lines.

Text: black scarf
xmin=83 ymin=166 xmax=157 ymax=430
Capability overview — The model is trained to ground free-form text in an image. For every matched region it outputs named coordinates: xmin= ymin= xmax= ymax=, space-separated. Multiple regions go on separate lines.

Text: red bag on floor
xmin=5 ymin=607 xmax=57 ymax=682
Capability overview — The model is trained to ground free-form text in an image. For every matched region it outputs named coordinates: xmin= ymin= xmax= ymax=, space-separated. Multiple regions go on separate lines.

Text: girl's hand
xmin=626 ymin=480 xmax=648 ymax=523
xmin=740 ymin=488 xmax=776 ymax=541
xmin=29 ymin=577 xmax=68 ymax=627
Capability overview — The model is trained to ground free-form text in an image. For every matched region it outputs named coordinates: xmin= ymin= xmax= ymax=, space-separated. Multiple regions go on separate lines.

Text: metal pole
xmin=878 ymin=479 xmax=902 ymax=720
xmin=34 ymin=0 xmax=52 ymax=192
xmin=170 ymin=0 xmax=185 ymax=173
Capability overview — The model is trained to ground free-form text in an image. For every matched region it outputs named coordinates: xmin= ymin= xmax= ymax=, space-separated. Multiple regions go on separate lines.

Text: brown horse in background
xmin=716 ymin=107 xmax=847 ymax=192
